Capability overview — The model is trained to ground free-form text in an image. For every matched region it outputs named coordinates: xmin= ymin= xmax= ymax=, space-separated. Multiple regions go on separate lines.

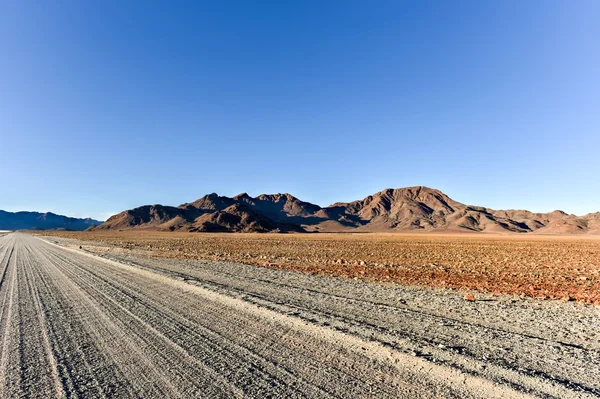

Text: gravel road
xmin=1 ymin=232 xmax=598 ymax=398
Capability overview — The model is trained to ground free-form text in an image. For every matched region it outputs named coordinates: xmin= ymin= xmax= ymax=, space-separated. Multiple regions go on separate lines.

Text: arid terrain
xmin=91 ymin=186 xmax=600 ymax=234
xmin=5 ymin=0 xmax=598 ymax=397
xmin=2 ymin=230 xmax=598 ymax=398
xmin=42 ymin=230 xmax=600 ymax=304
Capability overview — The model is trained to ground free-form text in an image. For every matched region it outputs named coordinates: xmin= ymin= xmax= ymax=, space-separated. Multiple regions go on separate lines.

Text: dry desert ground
xmin=42 ymin=230 xmax=600 ymax=303
xmin=1 ymin=230 xmax=598 ymax=398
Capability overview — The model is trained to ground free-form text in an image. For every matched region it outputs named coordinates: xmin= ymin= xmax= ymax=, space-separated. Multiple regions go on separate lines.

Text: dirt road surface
xmin=0 ymin=233 xmax=598 ymax=398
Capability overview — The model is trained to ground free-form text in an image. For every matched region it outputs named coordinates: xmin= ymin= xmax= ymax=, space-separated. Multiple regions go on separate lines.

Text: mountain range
xmin=0 ymin=210 xmax=102 ymax=231
xmin=92 ymin=186 xmax=600 ymax=234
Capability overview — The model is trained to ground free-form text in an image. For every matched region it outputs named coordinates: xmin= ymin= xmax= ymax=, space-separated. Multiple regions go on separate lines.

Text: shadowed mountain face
xmin=0 ymin=210 xmax=102 ymax=231
xmin=93 ymin=186 xmax=599 ymax=234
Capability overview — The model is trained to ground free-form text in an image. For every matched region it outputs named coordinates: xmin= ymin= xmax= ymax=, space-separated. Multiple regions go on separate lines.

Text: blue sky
xmin=1 ymin=1 xmax=599 ymax=220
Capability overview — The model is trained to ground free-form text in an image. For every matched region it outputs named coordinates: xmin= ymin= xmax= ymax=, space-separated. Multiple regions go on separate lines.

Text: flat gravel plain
xmin=41 ymin=231 xmax=600 ymax=303
xmin=1 ymin=232 xmax=599 ymax=398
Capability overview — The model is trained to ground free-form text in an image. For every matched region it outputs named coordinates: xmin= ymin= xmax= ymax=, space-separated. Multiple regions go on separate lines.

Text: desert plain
xmin=42 ymin=230 xmax=600 ymax=304
xmin=1 ymin=229 xmax=598 ymax=398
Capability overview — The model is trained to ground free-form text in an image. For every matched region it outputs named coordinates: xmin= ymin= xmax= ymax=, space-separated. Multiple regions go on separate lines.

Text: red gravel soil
xmin=39 ymin=231 xmax=600 ymax=304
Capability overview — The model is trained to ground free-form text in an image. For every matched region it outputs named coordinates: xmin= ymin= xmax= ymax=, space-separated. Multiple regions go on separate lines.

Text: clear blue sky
xmin=1 ymin=1 xmax=599 ymax=220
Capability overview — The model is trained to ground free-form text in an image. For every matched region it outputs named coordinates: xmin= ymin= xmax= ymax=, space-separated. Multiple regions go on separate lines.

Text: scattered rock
xmin=464 ymin=294 xmax=476 ymax=302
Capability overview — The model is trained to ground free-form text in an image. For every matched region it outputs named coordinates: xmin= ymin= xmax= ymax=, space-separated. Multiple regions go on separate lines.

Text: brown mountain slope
xmin=179 ymin=193 xmax=234 ymax=211
xmin=189 ymin=203 xmax=301 ymax=233
xmin=533 ymin=218 xmax=588 ymax=235
xmin=583 ymin=213 xmax=600 ymax=234
xmin=93 ymin=205 xmax=185 ymax=230
xmin=329 ymin=187 xmax=463 ymax=230
xmin=94 ymin=198 xmax=305 ymax=233
xmin=92 ymin=186 xmax=597 ymax=234
xmin=181 ymin=192 xmax=321 ymax=224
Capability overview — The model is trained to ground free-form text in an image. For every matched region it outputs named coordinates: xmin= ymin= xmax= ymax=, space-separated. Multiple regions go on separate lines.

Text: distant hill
xmin=0 ymin=210 xmax=103 ymax=231
xmin=92 ymin=186 xmax=600 ymax=234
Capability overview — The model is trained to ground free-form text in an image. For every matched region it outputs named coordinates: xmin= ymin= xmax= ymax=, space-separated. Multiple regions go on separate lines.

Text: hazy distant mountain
xmin=93 ymin=186 xmax=599 ymax=234
xmin=0 ymin=210 xmax=103 ymax=231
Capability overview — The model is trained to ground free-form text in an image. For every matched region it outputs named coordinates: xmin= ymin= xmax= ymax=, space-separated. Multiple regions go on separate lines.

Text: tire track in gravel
xmin=75 ymin=246 xmax=600 ymax=397
xmin=26 ymin=237 xmax=242 ymax=398
xmin=1 ymin=233 xmax=588 ymax=398
xmin=0 ymin=235 xmax=14 ymax=289
xmin=37 ymin=236 xmax=540 ymax=397
xmin=19 ymin=241 xmax=65 ymax=398
xmin=0 ymin=235 xmax=18 ymax=399
xmin=39 ymin=238 xmax=415 ymax=398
